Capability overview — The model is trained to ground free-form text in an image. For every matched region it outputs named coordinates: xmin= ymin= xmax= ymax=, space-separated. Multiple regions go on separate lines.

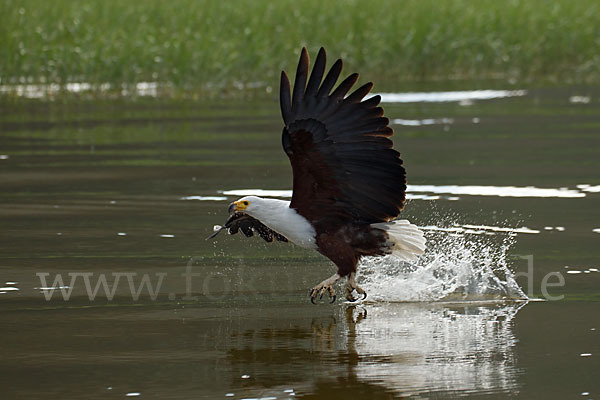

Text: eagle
xmin=210 ymin=47 xmax=426 ymax=303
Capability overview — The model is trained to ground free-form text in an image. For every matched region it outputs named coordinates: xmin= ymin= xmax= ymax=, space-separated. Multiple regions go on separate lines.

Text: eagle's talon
xmin=344 ymin=272 xmax=366 ymax=302
xmin=319 ymin=286 xmax=332 ymax=300
xmin=309 ymin=273 xmax=340 ymax=304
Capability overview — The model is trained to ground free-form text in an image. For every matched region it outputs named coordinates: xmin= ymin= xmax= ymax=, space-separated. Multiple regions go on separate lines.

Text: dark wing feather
xmin=217 ymin=213 xmax=288 ymax=243
xmin=280 ymin=47 xmax=406 ymax=225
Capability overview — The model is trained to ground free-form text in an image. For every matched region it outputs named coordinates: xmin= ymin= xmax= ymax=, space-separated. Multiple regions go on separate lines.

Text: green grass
xmin=1 ymin=0 xmax=600 ymax=97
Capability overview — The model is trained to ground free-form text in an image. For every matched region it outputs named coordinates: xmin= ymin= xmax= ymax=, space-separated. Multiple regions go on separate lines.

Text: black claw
xmin=329 ymin=295 xmax=336 ymax=304
xmin=311 ymin=296 xmax=316 ymax=305
xmin=362 ymin=292 xmax=367 ymax=300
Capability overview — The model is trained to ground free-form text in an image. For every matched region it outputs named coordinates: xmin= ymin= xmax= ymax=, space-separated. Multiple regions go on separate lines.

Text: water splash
xmin=358 ymin=228 xmax=526 ymax=302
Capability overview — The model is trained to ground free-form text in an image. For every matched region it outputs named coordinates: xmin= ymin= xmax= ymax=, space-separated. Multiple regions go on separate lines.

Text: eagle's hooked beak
xmin=229 ymin=200 xmax=249 ymax=214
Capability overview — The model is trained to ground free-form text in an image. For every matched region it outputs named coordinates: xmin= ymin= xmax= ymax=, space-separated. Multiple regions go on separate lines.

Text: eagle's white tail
xmin=372 ymin=220 xmax=426 ymax=261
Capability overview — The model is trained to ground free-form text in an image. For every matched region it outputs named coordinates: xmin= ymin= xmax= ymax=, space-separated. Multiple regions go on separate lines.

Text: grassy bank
xmin=1 ymin=0 xmax=600 ymax=97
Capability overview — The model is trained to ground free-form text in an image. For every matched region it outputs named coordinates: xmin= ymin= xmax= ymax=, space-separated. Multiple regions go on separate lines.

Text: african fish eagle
xmin=211 ymin=47 xmax=426 ymax=303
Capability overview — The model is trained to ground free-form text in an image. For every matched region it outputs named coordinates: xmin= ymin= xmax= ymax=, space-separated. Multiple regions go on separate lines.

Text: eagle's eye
xmin=243 ymin=201 xmax=249 ymax=206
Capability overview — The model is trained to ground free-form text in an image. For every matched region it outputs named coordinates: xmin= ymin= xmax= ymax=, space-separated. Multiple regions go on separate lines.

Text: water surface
xmin=1 ymin=87 xmax=599 ymax=398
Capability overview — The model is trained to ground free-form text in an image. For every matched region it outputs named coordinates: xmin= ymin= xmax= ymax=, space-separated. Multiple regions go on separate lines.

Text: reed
xmin=1 ymin=0 xmax=599 ymax=97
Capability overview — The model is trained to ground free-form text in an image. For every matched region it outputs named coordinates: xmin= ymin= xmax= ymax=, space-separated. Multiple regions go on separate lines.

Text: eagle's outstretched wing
xmin=280 ymin=47 xmax=406 ymax=225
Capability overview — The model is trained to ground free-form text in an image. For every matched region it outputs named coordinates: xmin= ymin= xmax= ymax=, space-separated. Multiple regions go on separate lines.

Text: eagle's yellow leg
xmin=345 ymin=272 xmax=367 ymax=302
xmin=310 ymin=273 xmax=340 ymax=304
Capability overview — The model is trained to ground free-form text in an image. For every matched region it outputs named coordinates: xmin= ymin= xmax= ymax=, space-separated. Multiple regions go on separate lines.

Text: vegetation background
xmin=1 ymin=0 xmax=600 ymax=97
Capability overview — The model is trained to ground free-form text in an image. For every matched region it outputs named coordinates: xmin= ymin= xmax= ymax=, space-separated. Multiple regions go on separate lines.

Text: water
xmin=1 ymin=86 xmax=599 ymax=398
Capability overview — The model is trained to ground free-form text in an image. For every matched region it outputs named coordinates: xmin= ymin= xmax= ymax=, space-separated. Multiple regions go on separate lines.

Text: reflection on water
xmin=219 ymin=184 xmax=587 ymax=199
xmin=352 ymin=303 xmax=525 ymax=396
xmin=224 ymin=302 xmax=525 ymax=399
xmin=0 ymin=81 xmax=160 ymax=98
xmin=392 ymin=117 xmax=454 ymax=126
xmin=408 ymin=184 xmax=585 ymax=198
xmin=181 ymin=195 xmax=229 ymax=201
xmin=371 ymin=89 xmax=527 ymax=103
xmin=0 ymin=83 xmax=525 ymax=103
xmin=0 ymin=299 xmax=527 ymax=399
xmin=578 ymin=184 xmax=600 ymax=193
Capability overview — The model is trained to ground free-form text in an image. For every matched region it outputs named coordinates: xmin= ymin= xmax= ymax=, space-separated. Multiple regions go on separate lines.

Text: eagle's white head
xmin=227 ymin=195 xmax=317 ymax=249
xmin=228 ymin=195 xmax=263 ymax=216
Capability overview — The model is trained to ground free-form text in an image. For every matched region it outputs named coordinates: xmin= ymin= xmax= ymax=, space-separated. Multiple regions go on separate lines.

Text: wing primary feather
xmin=292 ymin=47 xmax=309 ymax=112
xmin=361 ymin=95 xmax=381 ymax=109
xmin=330 ymin=73 xmax=359 ymax=100
xmin=281 ymin=48 xmax=406 ymax=224
xmin=344 ymin=82 xmax=373 ymax=104
xmin=333 ymin=105 xmax=384 ymax=125
xmin=280 ymin=71 xmax=292 ymax=125
xmin=305 ymin=47 xmax=326 ymax=97
xmin=317 ymin=59 xmax=343 ymax=98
